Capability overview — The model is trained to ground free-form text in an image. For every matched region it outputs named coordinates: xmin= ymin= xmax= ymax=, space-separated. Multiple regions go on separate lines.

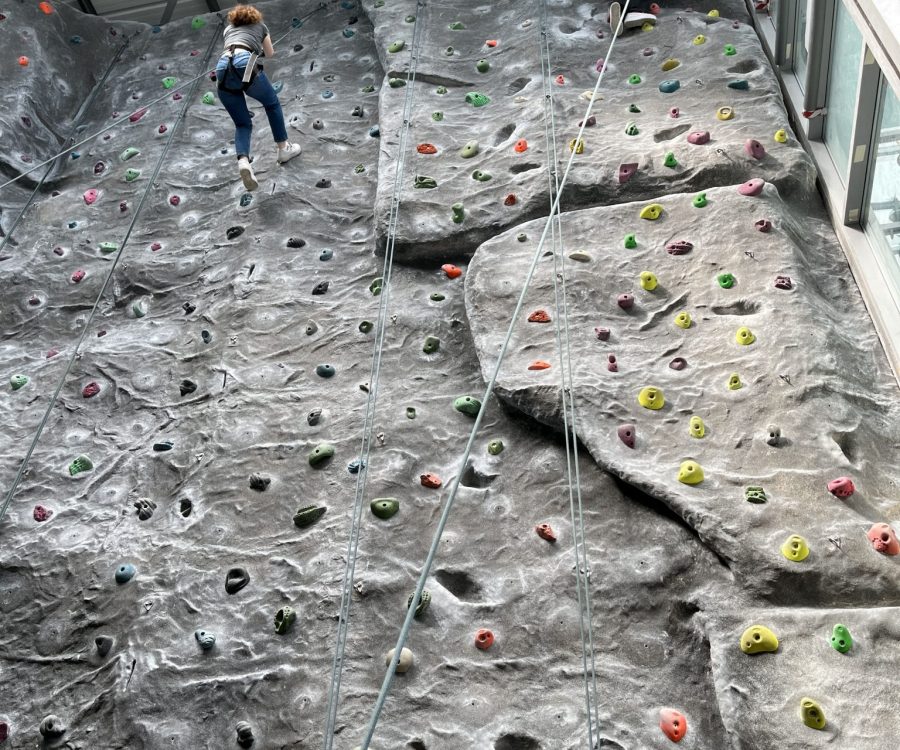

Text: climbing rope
xmin=537 ymin=0 xmax=603 ymax=744
xmin=0 ymin=32 xmax=137 ymax=255
xmin=0 ymin=21 xmax=224 ymax=528
xmin=321 ymin=3 xmax=426 ymax=748
xmin=357 ymin=4 xmax=632 ymax=747
xmin=0 ymin=2 xmax=331 ymax=194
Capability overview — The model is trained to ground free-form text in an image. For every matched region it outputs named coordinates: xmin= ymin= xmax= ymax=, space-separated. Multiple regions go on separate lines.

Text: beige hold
xmin=384 ymin=646 xmax=414 ymax=673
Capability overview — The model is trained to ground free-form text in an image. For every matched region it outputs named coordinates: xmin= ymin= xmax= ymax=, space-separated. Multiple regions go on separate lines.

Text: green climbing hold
xmin=190 ymin=15 xmax=205 ymax=29
xmin=625 ymin=122 xmax=639 ymax=136
xmin=359 ymin=321 xmax=373 ymax=333
xmin=472 ymin=170 xmax=492 ymax=181
xmin=202 ymin=92 xmax=215 ymax=105
xmin=370 ymin=497 xmax=400 ymax=519
xmin=68 ymin=454 xmax=93 ymax=476
xmin=444 ymin=47 xmax=454 ymax=57
xmin=388 ymin=40 xmax=405 ymax=53
xmin=488 ymin=439 xmax=504 ymax=456
xmin=120 ymin=147 xmax=140 ymax=161
xmin=663 ymin=152 xmax=678 ymax=168
xmin=388 ymin=78 xmax=406 ymax=88
xmin=293 ymin=505 xmax=326 ymax=528
xmin=405 ymin=14 xmax=415 ymax=22
xmin=436 ymin=85 xmax=447 ymax=94
xmin=692 ymin=192 xmax=708 ymax=208
xmin=624 ymin=233 xmax=637 ymax=249
xmin=459 ymin=140 xmax=479 ymax=158
xmin=99 ymin=241 xmax=118 ymax=254
xmin=628 ymin=74 xmax=642 ymax=84
xmin=370 ymin=277 xmax=383 ymax=295
xmin=430 ymin=292 xmax=445 ymax=301
xmin=274 ymin=606 xmax=295 ymax=634
xmin=415 ymin=175 xmax=437 ymax=189
xmin=517 ymin=233 xmax=527 ymax=242
xmin=465 ymin=92 xmax=491 ymax=107
xmin=718 ymin=273 xmax=735 ymax=288
xmin=423 ymin=336 xmax=440 ymax=354
xmin=745 ymin=486 xmax=767 ymax=504
xmin=800 ymin=698 xmax=826 ymax=730
xmin=162 ymin=76 xmax=177 ymax=89
xmin=432 ymin=111 xmax=444 ymax=121
xmin=476 ymin=59 xmax=490 ymax=73
xmin=628 ymin=103 xmax=641 ymax=113
xmin=407 ymin=589 xmax=431 ymax=617
xmin=308 ymin=443 xmax=335 ymax=467
xmin=125 ymin=168 xmax=140 ymax=182
xmin=354 ymin=163 xmax=366 ymax=174
xmin=829 ymin=624 xmax=852 ymax=654
xmin=10 ymin=374 xmax=29 ymax=391
xmin=454 ymin=395 xmax=481 ymax=417
xmin=448 ymin=20 xmax=465 ymax=29
xmin=724 ymin=44 xmax=737 ymax=56
xmin=451 ymin=203 xmax=465 ymax=224
xmin=406 ymin=407 xmax=416 ymax=419
xmin=728 ymin=79 xmax=750 ymax=90
xmin=361 ymin=84 xmax=375 ymax=93
xmin=132 ymin=301 xmax=146 ymax=318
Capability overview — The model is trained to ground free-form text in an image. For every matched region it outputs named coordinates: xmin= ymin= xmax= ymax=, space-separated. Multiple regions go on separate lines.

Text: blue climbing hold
xmin=659 ymin=79 xmax=680 ymax=93
xmin=291 ymin=17 xmax=303 ymax=28
xmin=348 ymin=458 xmax=366 ymax=474
xmin=240 ymin=193 xmax=252 ymax=207
xmin=115 ymin=563 xmax=136 ymax=584
xmin=343 ymin=28 xmax=355 ymax=37
xmin=369 ymin=125 xmax=380 ymax=137
xmin=316 ymin=364 xmax=336 ymax=378
xmin=70 ymin=35 xmax=82 ymax=44
xmin=322 ymin=89 xmax=334 ymax=99
xmin=319 ymin=248 xmax=333 ymax=261
xmin=273 ymin=81 xmax=283 ymax=94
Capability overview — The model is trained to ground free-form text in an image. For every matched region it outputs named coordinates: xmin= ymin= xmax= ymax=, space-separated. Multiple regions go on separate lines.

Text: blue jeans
xmin=216 ymin=52 xmax=288 ymax=158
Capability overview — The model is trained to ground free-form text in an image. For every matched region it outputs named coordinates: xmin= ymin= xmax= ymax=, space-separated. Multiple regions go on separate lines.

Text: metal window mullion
xmin=804 ymin=0 xmax=836 ymax=138
xmin=775 ymin=0 xmax=797 ymax=68
xmin=857 ymin=72 xmax=888 ymax=230
xmin=843 ymin=46 xmax=882 ymax=225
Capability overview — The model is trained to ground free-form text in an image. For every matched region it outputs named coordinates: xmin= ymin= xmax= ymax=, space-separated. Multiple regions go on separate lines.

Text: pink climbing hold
xmin=607 ymin=354 xmax=618 ymax=372
xmin=755 ymin=219 xmax=772 ymax=232
xmin=827 ymin=476 xmax=855 ymax=498
xmin=669 ymin=357 xmax=687 ymax=370
xmin=0 ymin=719 xmax=8 ymax=741
xmin=579 ymin=115 xmax=596 ymax=127
xmin=150 ymin=242 xmax=162 ymax=251
xmin=669 ymin=107 xmax=680 ymax=118
xmin=94 ymin=161 xmax=105 ymax=175
xmin=169 ymin=195 xmax=181 ymax=206
xmin=738 ymin=178 xmax=765 ymax=196
xmin=82 ymin=382 xmax=100 ymax=398
xmin=617 ymin=423 xmax=636 ymax=448
xmin=46 ymin=348 xmax=59 ymax=358
xmin=71 ymin=269 xmax=86 ymax=283
xmin=867 ymin=523 xmax=900 ymax=556
xmin=687 ymin=131 xmax=710 ymax=145
xmin=129 ymin=107 xmax=148 ymax=122
xmin=618 ymin=163 xmax=638 ymax=184
xmin=33 ymin=505 xmax=52 ymax=522
xmin=650 ymin=2 xmax=662 ymax=13
xmin=617 ymin=293 xmax=634 ymax=310
xmin=665 ymin=240 xmax=693 ymax=255
xmin=158 ymin=124 xmax=168 ymax=134
xmin=774 ymin=275 xmax=793 ymax=290
xmin=190 ymin=49 xmax=200 ymax=56
xmin=744 ymin=139 xmax=766 ymax=160
xmin=173 ymin=92 xmax=183 ymax=100
xmin=595 ymin=58 xmax=606 ymax=72
xmin=554 ymin=74 xmax=565 ymax=85
xmin=594 ymin=326 xmax=610 ymax=341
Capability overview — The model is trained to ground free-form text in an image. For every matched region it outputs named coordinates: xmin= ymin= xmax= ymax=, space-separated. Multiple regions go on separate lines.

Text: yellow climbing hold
xmin=801 ymin=698 xmax=826 ymax=730
xmin=693 ymin=34 xmax=706 ymax=45
xmin=781 ymin=534 xmax=810 ymax=562
xmin=774 ymin=128 xmax=788 ymax=143
xmin=708 ymin=8 xmax=720 ymax=16
xmin=640 ymin=203 xmax=663 ymax=220
xmin=677 ymin=461 xmax=704 ymax=485
xmin=689 ymin=416 xmax=705 ymax=438
xmin=735 ymin=326 xmax=756 ymax=345
xmin=642 ymin=21 xmax=654 ymax=30
xmin=569 ymin=138 xmax=585 ymax=154
xmin=661 ymin=58 xmax=680 ymax=71
xmin=674 ymin=311 xmax=692 ymax=329
xmin=638 ymin=386 xmax=665 ymax=410
xmin=580 ymin=90 xmax=600 ymax=101
xmin=727 ymin=373 xmax=742 ymax=390
xmin=739 ymin=625 xmax=779 ymax=654
xmin=716 ymin=106 xmax=734 ymax=121
xmin=639 ymin=271 xmax=658 ymax=291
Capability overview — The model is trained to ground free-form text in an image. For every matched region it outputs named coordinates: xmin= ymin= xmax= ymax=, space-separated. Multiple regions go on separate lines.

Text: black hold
xmin=249 ymin=473 xmax=271 ymax=492
xmin=226 ymin=226 xmax=245 ymax=240
xmin=351 ymin=105 xmax=364 ymax=117
xmin=95 ymin=635 xmax=114 ymax=657
xmin=152 ymin=441 xmax=173 ymax=452
xmin=307 ymin=408 xmax=322 ymax=426
xmin=287 ymin=237 xmax=306 ymax=248
xmin=183 ymin=302 xmax=197 ymax=314
xmin=315 ymin=178 xmax=331 ymax=188
xmin=179 ymin=379 xmax=197 ymax=397
xmin=201 ymin=330 xmax=212 ymax=344
xmin=179 ymin=498 xmax=193 ymax=517
xmin=311 ymin=281 xmax=329 ymax=295
xmin=225 ymin=567 xmax=250 ymax=595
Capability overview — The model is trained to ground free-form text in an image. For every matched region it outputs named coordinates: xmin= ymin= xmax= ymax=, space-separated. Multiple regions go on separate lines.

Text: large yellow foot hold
xmin=781 ymin=534 xmax=810 ymax=561
xmin=735 ymin=326 xmax=756 ymax=345
xmin=740 ymin=624 xmax=779 ymax=654
xmin=801 ymin=698 xmax=826 ymax=730
xmin=640 ymin=271 xmax=658 ymax=291
xmin=638 ymin=386 xmax=665 ymax=410
xmin=677 ymin=460 xmax=704 ymax=485
xmin=640 ymin=203 xmax=664 ymax=220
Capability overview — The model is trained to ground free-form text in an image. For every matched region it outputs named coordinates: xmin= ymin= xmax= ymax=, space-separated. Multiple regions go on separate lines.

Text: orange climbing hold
xmin=420 ymin=473 xmax=442 ymax=489
xmin=535 ymin=523 xmax=557 ymax=542
xmin=39 ymin=1 xmax=53 ymax=12
xmin=659 ymin=708 xmax=687 ymax=742
xmin=474 ymin=628 xmax=494 ymax=650
xmin=18 ymin=56 xmax=29 ymax=66
xmin=441 ymin=263 xmax=462 ymax=279
xmin=485 ymin=39 xmax=498 ymax=47
xmin=417 ymin=143 xmax=437 ymax=154
xmin=513 ymin=138 xmax=528 ymax=153
xmin=504 ymin=194 xmax=516 ymax=206
xmin=528 ymin=360 xmax=551 ymax=371
xmin=528 ymin=310 xmax=551 ymax=323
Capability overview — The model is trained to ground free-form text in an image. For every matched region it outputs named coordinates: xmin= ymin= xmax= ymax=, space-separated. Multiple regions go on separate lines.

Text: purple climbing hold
xmin=617 ymin=293 xmax=635 ymax=310
xmin=169 ymin=195 xmax=181 ymax=206
xmin=617 ymin=423 xmax=636 ymax=448
xmin=642 ymin=47 xmax=653 ymax=56
xmin=669 ymin=357 xmax=687 ymax=370
xmin=579 ymin=115 xmax=596 ymax=127
xmin=669 ymin=107 xmax=680 ymax=118
xmin=595 ymin=326 xmax=611 ymax=341
xmin=738 ymin=178 xmax=765 ymax=196
xmin=595 ymin=58 xmax=606 ymax=72
xmin=129 ymin=107 xmax=148 ymax=122
xmin=774 ymin=275 xmax=793 ymax=290
xmin=618 ymin=163 xmax=638 ymax=184
xmin=607 ymin=354 xmax=618 ymax=372
xmin=755 ymin=219 xmax=772 ymax=232
xmin=687 ymin=131 xmax=710 ymax=145
xmin=744 ymin=139 xmax=766 ymax=159
xmin=665 ymin=240 xmax=693 ymax=255
xmin=93 ymin=162 xmax=105 ymax=175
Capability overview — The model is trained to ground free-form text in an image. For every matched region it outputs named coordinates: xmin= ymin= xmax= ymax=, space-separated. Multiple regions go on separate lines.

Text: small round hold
xmin=225 ymin=567 xmax=250 ymax=594
xmin=274 ymin=606 xmax=296 ymax=635
xmin=236 ymin=721 xmax=255 ymax=748
xmin=95 ymin=635 xmax=114 ymax=657
xmin=115 ymin=563 xmax=136 ymax=584
xmin=39 ymin=715 xmax=66 ymax=739
xmin=316 ymin=364 xmax=336 ymax=378
xmin=195 ymin=630 xmax=216 ymax=650
xmin=474 ymin=628 xmax=494 ymax=650
xmin=385 ymin=646 xmax=414 ymax=673
xmin=488 ymin=439 xmax=504 ymax=455
xmin=535 ymin=523 xmax=557 ymax=542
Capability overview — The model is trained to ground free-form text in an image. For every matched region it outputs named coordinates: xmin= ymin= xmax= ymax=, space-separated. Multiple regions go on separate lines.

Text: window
xmin=792 ymin=0 xmax=809 ymax=88
xmin=823 ymin=0 xmax=863 ymax=182
xmin=865 ymin=82 xmax=900 ymax=292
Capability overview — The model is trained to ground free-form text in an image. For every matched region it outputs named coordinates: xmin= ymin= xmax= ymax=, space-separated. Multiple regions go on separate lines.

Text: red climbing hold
xmin=83 ymin=189 xmax=99 ymax=205
xmin=474 ymin=629 xmax=494 ymax=650
xmin=150 ymin=242 xmax=162 ymax=251
xmin=649 ymin=2 xmax=662 ymax=13
xmin=441 ymin=264 xmax=462 ymax=279
xmin=129 ymin=107 xmax=148 ymax=122
xmin=82 ymin=382 xmax=100 ymax=398
xmin=420 ymin=473 xmax=442 ymax=489
xmin=618 ymin=163 xmax=638 ymax=184
xmin=504 ymin=194 xmax=516 ymax=206
xmin=535 ymin=523 xmax=557 ymax=542
xmin=169 ymin=195 xmax=181 ymax=206
xmin=485 ymin=39 xmax=498 ymax=47
xmin=71 ymin=269 xmax=86 ymax=283
xmin=417 ymin=143 xmax=437 ymax=154
xmin=33 ymin=505 xmax=52 ymax=522
xmin=18 ymin=56 xmax=29 ymax=67
xmin=554 ymin=74 xmax=565 ymax=85
xmin=659 ymin=708 xmax=687 ymax=742
xmin=46 ymin=348 xmax=59 ymax=358
xmin=867 ymin=523 xmax=900 ymax=555
xmin=528 ymin=310 xmax=551 ymax=323
xmin=827 ymin=476 xmax=855 ymax=498
xmin=528 ymin=360 xmax=551 ymax=371
xmin=39 ymin=1 xmax=54 ymax=12
xmin=513 ymin=139 xmax=528 ymax=153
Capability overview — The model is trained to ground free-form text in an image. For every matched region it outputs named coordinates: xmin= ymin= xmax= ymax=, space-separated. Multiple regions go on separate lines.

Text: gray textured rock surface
xmin=1 ymin=0 xmax=898 ymax=748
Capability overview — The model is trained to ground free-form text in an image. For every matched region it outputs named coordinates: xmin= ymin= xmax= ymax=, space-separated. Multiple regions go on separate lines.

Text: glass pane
xmin=793 ymin=0 xmax=809 ymax=88
xmin=865 ymin=83 xmax=900 ymax=292
xmin=823 ymin=0 xmax=863 ymax=182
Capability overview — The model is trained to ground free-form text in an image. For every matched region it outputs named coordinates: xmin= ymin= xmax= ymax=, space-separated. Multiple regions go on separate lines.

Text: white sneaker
xmin=609 ymin=2 xmax=622 ymax=36
xmin=623 ymin=11 xmax=657 ymax=28
xmin=238 ymin=157 xmax=258 ymax=192
xmin=276 ymin=142 xmax=302 ymax=164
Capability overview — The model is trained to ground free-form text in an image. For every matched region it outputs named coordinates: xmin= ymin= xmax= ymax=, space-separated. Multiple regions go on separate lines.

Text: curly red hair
xmin=228 ymin=5 xmax=262 ymax=25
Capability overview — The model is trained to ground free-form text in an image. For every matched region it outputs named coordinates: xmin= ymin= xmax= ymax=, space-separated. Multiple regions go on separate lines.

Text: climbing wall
xmin=0 ymin=0 xmax=898 ymax=749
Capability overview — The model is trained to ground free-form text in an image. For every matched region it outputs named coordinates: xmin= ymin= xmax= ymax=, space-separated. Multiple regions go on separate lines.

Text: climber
xmin=216 ymin=4 xmax=301 ymax=191
xmin=608 ymin=1 xmax=658 ymax=36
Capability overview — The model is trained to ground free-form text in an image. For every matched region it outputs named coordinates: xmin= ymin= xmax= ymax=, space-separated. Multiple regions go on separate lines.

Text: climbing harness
xmin=217 ymin=45 xmax=261 ymax=93
xmin=357 ymin=2 xmax=633 ymax=748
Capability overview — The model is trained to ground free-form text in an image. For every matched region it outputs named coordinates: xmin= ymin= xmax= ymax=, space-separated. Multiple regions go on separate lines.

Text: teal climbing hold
xmin=195 ymin=630 xmax=216 ymax=650
xmin=388 ymin=40 xmax=405 ymax=53
xmin=308 ymin=443 xmax=335 ymax=467
xmin=659 ymin=79 xmax=680 ymax=93
xmin=162 ymin=76 xmax=177 ymax=89
xmin=624 ymin=233 xmax=637 ymax=249
xmin=68 ymin=455 xmax=93 ymax=476
xmin=115 ymin=563 xmax=136 ymax=583
xmin=10 ymin=374 xmax=28 ymax=391
xmin=370 ymin=497 xmax=400 ymax=519
xmin=454 ymin=395 xmax=481 ymax=417
xmin=718 ymin=273 xmax=736 ymax=288
xmin=201 ymin=92 xmax=215 ymax=105
xmin=451 ymin=203 xmax=465 ymax=224
xmin=663 ymin=152 xmax=678 ymax=168
xmin=316 ymin=364 xmax=335 ymax=378
xmin=465 ymin=92 xmax=490 ymax=107
xmin=829 ymin=624 xmax=852 ymax=654
xmin=423 ymin=336 xmax=440 ymax=354
xmin=132 ymin=301 xmax=146 ymax=318
xmin=692 ymin=192 xmax=708 ymax=208
xmin=728 ymin=79 xmax=750 ymax=90
xmin=119 ymin=147 xmax=139 ymax=161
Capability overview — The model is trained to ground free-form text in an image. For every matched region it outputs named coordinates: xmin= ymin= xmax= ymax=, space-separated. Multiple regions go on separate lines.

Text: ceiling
xmin=65 ymin=0 xmax=220 ymax=26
